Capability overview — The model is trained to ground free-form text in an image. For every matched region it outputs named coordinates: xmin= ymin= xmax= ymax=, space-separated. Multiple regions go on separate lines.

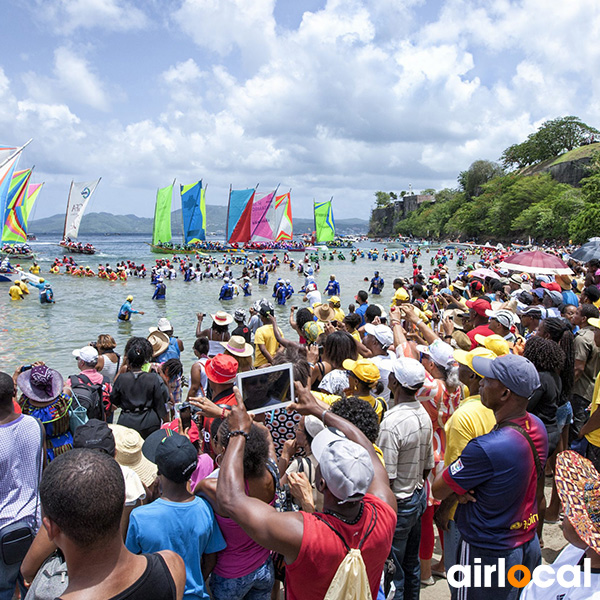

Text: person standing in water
xmin=118 ymin=295 xmax=145 ymax=321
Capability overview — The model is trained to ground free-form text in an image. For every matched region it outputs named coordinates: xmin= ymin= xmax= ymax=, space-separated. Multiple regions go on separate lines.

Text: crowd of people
xmin=5 ymin=247 xmax=600 ymax=600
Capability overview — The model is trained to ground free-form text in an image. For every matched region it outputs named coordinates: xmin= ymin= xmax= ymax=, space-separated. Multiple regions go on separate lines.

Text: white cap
xmin=364 ymin=323 xmax=393 ymax=349
xmin=224 ymin=277 xmax=229 ymax=282
xmin=485 ymin=308 xmax=520 ymax=328
xmin=157 ymin=318 xmax=172 ymax=332
xmin=416 ymin=339 xmax=456 ymax=370
xmin=390 ymin=356 xmax=426 ymax=389
xmin=72 ymin=346 xmax=99 ymax=364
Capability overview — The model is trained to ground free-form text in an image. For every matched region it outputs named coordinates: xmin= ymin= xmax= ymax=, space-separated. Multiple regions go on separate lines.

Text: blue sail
xmin=226 ymin=188 xmax=255 ymax=241
xmin=181 ymin=181 xmax=205 ymax=243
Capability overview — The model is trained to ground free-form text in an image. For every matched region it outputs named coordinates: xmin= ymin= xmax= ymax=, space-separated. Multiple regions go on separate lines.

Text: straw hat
xmin=109 ymin=424 xmax=158 ymax=487
xmin=147 ymin=330 xmax=170 ymax=358
xmin=555 ymin=274 xmax=573 ymax=291
xmin=314 ymin=303 xmax=335 ymax=322
xmin=221 ymin=335 xmax=254 ymax=358
xmin=211 ymin=311 xmax=233 ymax=326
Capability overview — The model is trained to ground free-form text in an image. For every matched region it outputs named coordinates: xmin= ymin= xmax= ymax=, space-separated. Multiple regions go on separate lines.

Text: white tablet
xmin=236 ymin=363 xmax=295 ymax=414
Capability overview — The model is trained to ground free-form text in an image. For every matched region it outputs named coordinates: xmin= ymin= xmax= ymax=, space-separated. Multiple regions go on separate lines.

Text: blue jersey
xmin=355 ymin=303 xmax=368 ymax=327
xmin=242 ymin=282 xmax=252 ymax=296
xmin=258 ymin=272 xmax=268 ymax=285
xmin=152 ymin=283 xmax=166 ymax=300
xmin=219 ymin=283 xmax=234 ymax=300
xmin=276 ymin=285 xmax=288 ymax=305
xmin=324 ymin=280 xmax=340 ymax=296
xmin=443 ymin=413 xmax=548 ymax=551
xmin=285 ymin=284 xmax=294 ymax=298
xmin=118 ymin=300 xmax=138 ymax=321
xmin=370 ymin=276 xmax=384 ymax=295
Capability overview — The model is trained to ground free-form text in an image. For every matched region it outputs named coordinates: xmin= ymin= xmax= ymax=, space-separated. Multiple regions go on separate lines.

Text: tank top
xmin=157 ymin=337 xmax=181 ymax=363
xmin=109 ymin=553 xmax=176 ymax=600
xmin=100 ymin=353 xmax=120 ymax=382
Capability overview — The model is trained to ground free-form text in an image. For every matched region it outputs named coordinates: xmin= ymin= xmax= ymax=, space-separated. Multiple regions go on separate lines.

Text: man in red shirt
xmin=217 ymin=383 xmax=398 ymax=600
xmin=465 ymin=298 xmax=494 ymax=350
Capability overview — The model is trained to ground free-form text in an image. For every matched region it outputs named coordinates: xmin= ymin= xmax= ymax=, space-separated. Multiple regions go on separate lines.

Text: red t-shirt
xmin=285 ymin=494 xmax=397 ymax=600
xmin=466 ymin=324 xmax=495 ymax=350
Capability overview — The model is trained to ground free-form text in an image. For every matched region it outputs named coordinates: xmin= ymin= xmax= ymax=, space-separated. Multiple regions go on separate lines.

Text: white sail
xmin=63 ymin=178 xmax=101 ymax=239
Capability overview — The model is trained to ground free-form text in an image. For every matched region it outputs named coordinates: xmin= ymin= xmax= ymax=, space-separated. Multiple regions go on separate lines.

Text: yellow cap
xmin=394 ymin=288 xmax=410 ymax=302
xmin=39 ymin=278 xmax=45 ymax=283
xmin=329 ymin=296 xmax=341 ymax=306
xmin=342 ymin=358 xmax=381 ymax=385
xmin=589 ymin=318 xmax=600 ymax=330
xmin=454 ymin=348 xmax=497 ymax=377
xmin=474 ymin=334 xmax=510 ymax=356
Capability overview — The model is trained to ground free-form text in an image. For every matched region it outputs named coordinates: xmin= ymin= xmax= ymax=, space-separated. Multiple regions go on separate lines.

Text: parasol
xmin=497 ymin=250 xmax=573 ymax=275
xmin=571 ymin=240 xmax=600 ymax=263
xmin=469 ymin=268 xmax=501 ymax=280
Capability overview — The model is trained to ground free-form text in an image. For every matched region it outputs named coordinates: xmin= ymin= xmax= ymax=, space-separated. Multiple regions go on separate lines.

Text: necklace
xmin=324 ymin=501 xmax=364 ymax=525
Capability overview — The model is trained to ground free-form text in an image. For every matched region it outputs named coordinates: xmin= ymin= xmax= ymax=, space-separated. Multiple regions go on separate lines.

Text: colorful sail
xmin=152 ymin=182 xmax=174 ymax=245
xmin=23 ymin=182 xmax=44 ymax=229
xmin=274 ymin=192 xmax=293 ymax=242
xmin=63 ymin=178 xmax=101 ymax=239
xmin=250 ymin=189 xmax=277 ymax=243
xmin=0 ymin=150 xmax=21 ymax=239
xmin=2 ymin=169 xmax=33 ymax=243
xmin=227 ymin=188 xmax=255 ymax=243
xmin=181 ymin=181 xmax=206 ymax=243
xmin=314 ymin=198 xmax=335 ymax=243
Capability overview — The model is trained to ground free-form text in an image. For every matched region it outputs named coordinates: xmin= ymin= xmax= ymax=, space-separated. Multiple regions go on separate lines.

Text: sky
xmin=1 ymin=0 xmax=599 ymax=221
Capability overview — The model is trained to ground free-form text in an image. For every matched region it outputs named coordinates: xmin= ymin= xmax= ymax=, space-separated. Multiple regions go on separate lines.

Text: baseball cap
xmin=416 ymin=339 xmax=455 ymax=370
xmin=453 ymin=348 xmax=497 ymax=377
xmin=545 ymin=290 xmax=564 ymax=306
xmin=205 ymin=353 xmax=238 ymax=384
xmin=72 ymin=346 xmax=98 ymax=364
xmin=364 ymin=323 xmax=393 ymax=349
xmin=304 ymin=415 xmax=326 ymax=438
xmin=394 ymin=288 xmax=410 ymax=302
xmin=390 ymin=356 xmax=426 ymax=390
xmin=541 ymin=281 xmax=561 ymax=293
xmin=234 ymin=308 xmax=247 ymax=321
xmin=471 ymin=354 xmax=540 ymax=398
xmin=485 ymin=309 xmax=520 ymax=329
xmin=342 ymin=359 xmax=381 ymax=385
xmin=474 ymin=333 xmax=511 ymax=356
xmin=466 ymin=298 xmax=491 ymax=317
xmin=126 ymin=295 xmax=134 ymax=301
xmin=311 ymin=428 xmax=374 ymax=504
xmin=143 ymin=430 xmax=198 ymax=484
xmin=518 ymin=305 xmax=545 ymax=320
xmin=73 ymin=419 xmax=116 ymax=455
xmin=156 ymin=318 xmax=172 ymax=332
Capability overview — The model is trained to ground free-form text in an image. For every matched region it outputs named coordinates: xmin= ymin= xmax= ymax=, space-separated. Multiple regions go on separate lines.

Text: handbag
xmin=0 ymin=418 xmax=44 ymax=566
xmin=69 ymin=392 xmax=89 ymax=434
xmin=25 ymin=551 xmax=69 ymax=600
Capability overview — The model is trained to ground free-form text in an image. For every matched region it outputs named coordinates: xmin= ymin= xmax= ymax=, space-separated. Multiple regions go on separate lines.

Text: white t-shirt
xmin=306 ymin=289 xmax=322 ymax=305
xmin=520 ymin=543 xmax=600 ymax=599
xmin=370 ymin=351 xmax=395 ymax=405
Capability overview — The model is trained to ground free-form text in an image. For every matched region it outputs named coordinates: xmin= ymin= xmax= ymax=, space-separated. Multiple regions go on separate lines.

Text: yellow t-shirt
xmin=254 ymin=324 xmax=282 ymax=368
xmin=9 ymin=285 xmax=23 ymax=300
xmin=585 ymin=376 xmax=600 ymax=447
xmin=444 ymin=394 xmax=496 ymax=519
xmin=332 ymin=307 xmax=345 ymax=322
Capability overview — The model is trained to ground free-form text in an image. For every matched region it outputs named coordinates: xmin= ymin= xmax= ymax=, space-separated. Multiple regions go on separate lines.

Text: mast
xmin=63 ymin=180 xmax=74 ymax=240
xmin=0 ymin=139 xmax=32 ymax=171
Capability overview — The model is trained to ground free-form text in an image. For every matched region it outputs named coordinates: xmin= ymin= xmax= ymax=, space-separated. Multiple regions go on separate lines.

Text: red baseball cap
xmin=540 ymin=281 xmax=562 ymax=293
xmin=466 ymin=298 xmax=492 ymax=317
xmin=205 ymin=354 xmax=238 ymax=384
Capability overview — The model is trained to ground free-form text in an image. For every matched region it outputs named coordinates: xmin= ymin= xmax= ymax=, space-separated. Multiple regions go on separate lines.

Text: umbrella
xmin=571 ymin=240 xmax=600 ymax=263
xmin=469 ymin=268 xmax=501 ymax=280
xmin=497 ymin=250 xmax=573 ymax=275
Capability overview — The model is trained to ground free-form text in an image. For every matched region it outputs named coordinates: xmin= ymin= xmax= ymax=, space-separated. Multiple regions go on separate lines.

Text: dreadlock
xmin=540 ymin=317 xmax=575 ymax=401
xmin=523 ymin=336 xmax=565 ymax=375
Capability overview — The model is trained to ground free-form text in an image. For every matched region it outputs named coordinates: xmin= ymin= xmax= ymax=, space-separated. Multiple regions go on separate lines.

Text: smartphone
xmin=20 ymin=365 xmax=33 ymax=373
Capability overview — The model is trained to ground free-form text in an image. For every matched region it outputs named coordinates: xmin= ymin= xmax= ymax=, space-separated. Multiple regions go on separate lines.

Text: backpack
xmin=68 ymin=373 xmax=109 ymax=421
xmin=314 ymin=503 xmax=378 ymax=600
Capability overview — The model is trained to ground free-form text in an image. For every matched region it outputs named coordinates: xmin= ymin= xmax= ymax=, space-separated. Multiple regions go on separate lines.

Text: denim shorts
xmin=210 ymin=557 xmax=274 ymax=600
xmin=556 ymin=401 xmax=573 ymax=431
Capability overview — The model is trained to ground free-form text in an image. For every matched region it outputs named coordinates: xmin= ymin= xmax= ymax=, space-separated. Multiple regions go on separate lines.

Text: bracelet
xmin=221 ymin=407 xmax=229 ymax=419
xmin=228 ymin=430 xmax=250 ymax=442
xmin=444 ymin=334 xmax=453 ymax=339
xmin=321 ymin=409 xmax=329 ymax=423
xmin=416 ymin=319 xmax=423 ymax=325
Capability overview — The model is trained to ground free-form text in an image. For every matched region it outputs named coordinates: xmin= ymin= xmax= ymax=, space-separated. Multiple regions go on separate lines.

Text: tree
xmin=458 ymin=160 xmax=504 ymax=199
xmin=373 ymin=191 xmax=393 ymax=208
xmin=501 ymin=116 xmax=600 ymax=169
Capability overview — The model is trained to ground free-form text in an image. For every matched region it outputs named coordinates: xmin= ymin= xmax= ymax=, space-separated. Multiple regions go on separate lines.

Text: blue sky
xmin=1 ymin=0 xmax=598 ymax=220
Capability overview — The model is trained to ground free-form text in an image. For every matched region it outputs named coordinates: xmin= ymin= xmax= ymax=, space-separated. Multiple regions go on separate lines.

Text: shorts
xmin=556 ymin=401 xmax=573 ymax=431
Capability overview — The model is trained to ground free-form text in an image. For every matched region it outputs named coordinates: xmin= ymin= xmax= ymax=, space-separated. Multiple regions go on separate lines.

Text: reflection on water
xmin=0 ymin=235 xmax=457 ymax=378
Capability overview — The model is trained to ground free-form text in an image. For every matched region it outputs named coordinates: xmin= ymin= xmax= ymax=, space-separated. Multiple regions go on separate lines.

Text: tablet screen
xmin=236 ymin=363 xmax=295 ymax=414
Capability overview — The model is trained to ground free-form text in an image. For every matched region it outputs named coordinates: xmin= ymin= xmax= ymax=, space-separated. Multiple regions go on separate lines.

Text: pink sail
xmin=250 ymin=190 xmax=276 ymax=242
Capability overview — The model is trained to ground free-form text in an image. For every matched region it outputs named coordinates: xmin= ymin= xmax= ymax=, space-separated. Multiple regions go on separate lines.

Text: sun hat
xmin=555 ymin=450 xmax=600 ymax=553
xmin=17 ymin=365 xmax=64 ymax=404
xmin=205 ymin=353 xmax=238 ymax=384
xmin=509 ymin=274 xmax=523 ymax=286
xmin=466 ymin=298 xmax=491 ymax=317
xmin=211 ymin=311 xmax=234 ymax=326
xmin=454 ymin=348 xmax=497 ymax=377
xmin=148 ymin=318 xmax=172 ymax=333
xmin=311 ymin=428 xmax=374 ymax=504
xmin=390 ymin=356 xmax=426 ymax=390
xmin=142 ymin=429 xmax=198 ymax=484
xmin=234 ymin=308 xmax=246 ymax=322
xmin=147 ymin=330 xmax=170 ymax=358
xmin=73 ymin=419 xmax=116 ymax=455
xmin=221 ymin=335 xmax=254 ymax=358
xmin=416 ymin=339 xmax=456 ymax=370
xmin=452 ymin=280 xmax=467 ymax=291
xmin=302 ymin=320 xmax=324 ymax=344
xmin=72 ymin=345 xmax=99 ymax=364
xmin=314 ymin=303 xmax=335 ymax=322
xmin=485 ymin=308 xmax=520 ymax=329
xmin=452 ymin=330 xmax=473 ymax=351
xmin=555 ymin=274 xmax=574 ymax=291
xmin=474 ymin=333 xmax=511 ymax=356
xmin=394 ymin=287 xmax=410 ymax=302
xmin=364 ymin=323 xmax=393 ymax=349
xmin=588 ymin=317 xmax=600 ymax=330
xmin=109 ymin=424 xmax=158 ymax=487
xmin=342 ymin=359 xmax=381 ymax=385
xmin=471 ymin=354 xmax=540 ymax=398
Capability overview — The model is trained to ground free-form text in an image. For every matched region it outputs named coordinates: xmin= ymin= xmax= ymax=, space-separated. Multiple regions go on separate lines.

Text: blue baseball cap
xmin=471 ymin=354 xmax=540 ymax=398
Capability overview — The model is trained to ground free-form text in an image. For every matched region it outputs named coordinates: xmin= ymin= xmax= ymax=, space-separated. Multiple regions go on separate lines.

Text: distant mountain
xmin=30 ymin=206 xmax=368 ymax=236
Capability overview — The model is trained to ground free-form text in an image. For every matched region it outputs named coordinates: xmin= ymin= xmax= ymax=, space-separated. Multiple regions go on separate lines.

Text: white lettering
xmin=498 ymin=558 xmax=505 ymax=587
xmin=474 ymin=559 xmax=482 ymax=587
xmin=556 ymin=565 xmax=580 ymax=588
xmin=584 ymin=558 xmax=592 ymax=588
xmin=448 ymin=565 xmax=471 ymax=588
xmin=531 ymin=565 xmax=554 ymax=588
xmin=483 ymin=564 xmax=497 ymax=587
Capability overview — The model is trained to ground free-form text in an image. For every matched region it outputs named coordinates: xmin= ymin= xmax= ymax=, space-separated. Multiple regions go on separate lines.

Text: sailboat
xmin=59 ymin=178 xmax=101 ymax=254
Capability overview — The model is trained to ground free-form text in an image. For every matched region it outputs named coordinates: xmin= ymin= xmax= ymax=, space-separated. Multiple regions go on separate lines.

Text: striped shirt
xmin=0 ymin=414 xmax=43 ymax=530
xmin=377 ymin=401 xmax=434 ymax=500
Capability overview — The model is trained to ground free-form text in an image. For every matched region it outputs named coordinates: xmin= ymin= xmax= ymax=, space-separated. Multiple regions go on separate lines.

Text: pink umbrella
xmin=469 ymin=268 xmax=500 ymax=280
xmin=497 ymin=250 xmax=573 ymax=275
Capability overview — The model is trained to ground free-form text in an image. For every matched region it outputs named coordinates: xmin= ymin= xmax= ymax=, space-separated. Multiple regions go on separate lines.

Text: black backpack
xmin=68 ymin=373 xmax=108 ymax=421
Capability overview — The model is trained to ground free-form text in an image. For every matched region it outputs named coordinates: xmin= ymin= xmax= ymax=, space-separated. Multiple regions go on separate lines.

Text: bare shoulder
xmin=157 ymin=550 xmax=186 ymax=600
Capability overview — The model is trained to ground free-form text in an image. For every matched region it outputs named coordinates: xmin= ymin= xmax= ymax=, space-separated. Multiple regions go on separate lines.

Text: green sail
xmin=152 ymin=183 xmax=173 ymax=245
xmin=314 ymin=198 xmax=335 ymax=243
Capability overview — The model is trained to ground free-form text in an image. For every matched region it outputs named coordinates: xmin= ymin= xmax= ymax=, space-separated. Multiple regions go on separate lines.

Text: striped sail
xmin=2 ymin=168 xmax=33 ymax=243
xmin=274 ymin=192 xmax=293 ymax=242
xmin=250 ymin=189 xmax=277 ymax=242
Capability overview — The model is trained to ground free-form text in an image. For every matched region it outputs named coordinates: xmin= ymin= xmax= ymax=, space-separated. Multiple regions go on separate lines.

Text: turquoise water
xmin=0 ymin=235 xmax=458 ymax=378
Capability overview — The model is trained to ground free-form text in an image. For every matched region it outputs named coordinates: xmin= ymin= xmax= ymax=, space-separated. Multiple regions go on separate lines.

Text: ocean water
xmin=0 ymin=234 xmax=459 ymax=378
